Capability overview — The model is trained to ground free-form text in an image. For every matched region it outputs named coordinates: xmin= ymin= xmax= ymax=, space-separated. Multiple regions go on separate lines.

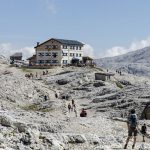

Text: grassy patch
xmin=22 ymin=104 xmax=39 ymax=111
xmin=20 ymin=68 xmax=33 ymax=73
xmin=94 ymin=67 xmax=103 ymax=71
xmin=115 ymin=81 xmax=123 ymax=89
xmin=21 ymin=104 xmax=52 ymax=112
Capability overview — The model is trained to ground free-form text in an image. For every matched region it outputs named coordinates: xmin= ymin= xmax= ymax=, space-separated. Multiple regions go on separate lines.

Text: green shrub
xmin=115 ymin=81 xmax=123 ymax=89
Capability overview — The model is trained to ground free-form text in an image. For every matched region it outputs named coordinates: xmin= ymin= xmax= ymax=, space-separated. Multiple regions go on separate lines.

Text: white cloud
xmin=21 ymin=47 xmax=35 ymax=59
xmin=100 ymin=37 xmax=150 ymax=58
xmin=0 ymin=43 xmax=34 ymax=60
xmin=83 ymin=44 xmax=95 ymax=58
xmin=41 ymin=0 xmax=57 ymax=14
xmin=0 ymin=43 xmax=14 ymax=57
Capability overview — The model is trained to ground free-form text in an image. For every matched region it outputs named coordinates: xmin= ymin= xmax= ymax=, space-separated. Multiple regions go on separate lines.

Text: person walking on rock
xmin=74 ymin=107 xmax=77 ymax=117
xmin=71 ymin=99 xmax=75 ymax=111
xmin=141 ymin=123 xmax=147 ymax=142
xmin=35 ymin=72 xmax=38 ymax=78
xmin=68 ymin=103 xmax=71 ymax=113
xmin=44 ymin=95 xmax=47 ymax=101
xmin=55 ymin=92 xmax=58 ymax=98
xmin=124 ymin=109 xmax=138 ymax=149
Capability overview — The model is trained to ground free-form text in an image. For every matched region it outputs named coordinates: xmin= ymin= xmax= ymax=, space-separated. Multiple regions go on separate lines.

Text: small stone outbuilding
xmin=95 ymin=72 xmax=115 ymax=81
xmin=10 ymin=52 xmax=22 ymax=61
xmin=82 ymin=56 xmax=93 ymax=66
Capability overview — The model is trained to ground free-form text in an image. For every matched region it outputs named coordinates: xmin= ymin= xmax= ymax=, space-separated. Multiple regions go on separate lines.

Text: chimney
xmin=37 ymin=42 xmax=40 ymax=46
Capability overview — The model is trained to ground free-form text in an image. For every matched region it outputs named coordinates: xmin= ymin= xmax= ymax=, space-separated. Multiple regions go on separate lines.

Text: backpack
xmin=129 ymin=114 xmax=137 ymax=127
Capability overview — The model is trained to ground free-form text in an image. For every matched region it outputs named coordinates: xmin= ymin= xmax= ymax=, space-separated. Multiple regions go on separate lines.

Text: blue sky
xmin=0 ymin=0 xmax=150 ymax=58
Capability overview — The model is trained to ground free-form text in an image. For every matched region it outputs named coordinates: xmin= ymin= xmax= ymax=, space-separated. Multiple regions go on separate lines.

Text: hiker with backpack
xmin=141 ymin=123 xmax=147 ymax=142
xmin=124 ymin=109 xmax=138 ymax=149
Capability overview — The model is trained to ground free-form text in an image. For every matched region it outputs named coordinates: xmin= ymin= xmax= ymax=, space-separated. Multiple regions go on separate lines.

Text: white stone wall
xmin=61 ymin=47 xmax=83 ymax=65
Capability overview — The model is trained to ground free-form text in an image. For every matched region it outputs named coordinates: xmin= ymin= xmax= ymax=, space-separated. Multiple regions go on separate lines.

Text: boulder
xmin=0 ymin=115 xmax=13 ymax=127
xmin=20 ymin=132 xmax=31 ymax=145
xmin=118 ymin=80 xmax=131 ymax=86
xmin=67 ymin=134 xmax=86 ymax=144
xmin=13 ymin=122 xmax=28 ymax=133
xmin=93 ymin=82 xmax=105 ymax=87
xmin=56 ymin=79 xmax=69 ymax=85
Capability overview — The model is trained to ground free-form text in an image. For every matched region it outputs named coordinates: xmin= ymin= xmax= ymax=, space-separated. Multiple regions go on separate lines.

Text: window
xmin=45 ymin=53 xmax=51 ymax=56
xmin=63 ymin=45 xmax=67 ymax=49
xmin=53 ymin=45 xmax=58 ymax=49
xmin=52 ymin=60 xmax=58 ymax=63
xmin=38 ymin=53 xmax=44 ymax=56
xmin=52 ymin=52 xmax=58 ymax=58
xmin=46 ymin=45 xmax=52 ymax=49
xmin=73 ymin=46 xmax=75 ymax=50
xmin=63 ymin=53 xmax=68 ymax=56
xmin=79 ymin=47 xmax=82 ymax=50
xmin=76 ymin=46 xmax=78 ymax=50
xmin=70 ymin=46 xmax=72 ymax=49
xmin=38 ymin=60 xmax=44 ymax=64
xmin=45 ymin=60 xmax=51 ymax=63
xmin=70 ymin=53 xmax=73 ymax=56
xmin=72 ymin=53 xmax=75 ymax=57
xmin=76 ymin=53 xmax=78 ymax=57
xmin=63 ymin=60 xmax=67 ymax=64
xmin=79 ymin=54 xmax=82 ymax=57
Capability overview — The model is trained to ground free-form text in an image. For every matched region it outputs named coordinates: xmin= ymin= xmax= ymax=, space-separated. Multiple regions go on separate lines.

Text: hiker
xmin=43 ymin=71 xmax=45 ymax=75
xmin=68 ymin=103 xmax=71 ymax=113
xmin=44 ymin=95 xmax=47 ymax=101
xmin=124 ymin=109 xmax=138 ymax=149
xmin=71 ymin=99 xmax=75 ymax=111
xmin=74 ymin=107 xmax=77 ymax=117
xmin=55 ymin=92 xmax=58 ymax=98
xmin=141 ymin=123 xmax=147 ymax=142
xmin=30 ymin=73 xmax=33 ymax=79
xmin=120 ymin=71 xmax=122 ymax=76
xmin=35 ymin=72 xmax=38 ymax=78
xmin=80 ymin=108 xmax=87 ymax=117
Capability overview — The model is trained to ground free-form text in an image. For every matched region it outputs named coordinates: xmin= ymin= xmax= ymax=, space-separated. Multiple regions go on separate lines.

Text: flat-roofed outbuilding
xmin=95 ymin=72 xmax=115 ymax=81
xmin=10 ymin=52 xmax=22 ymax=61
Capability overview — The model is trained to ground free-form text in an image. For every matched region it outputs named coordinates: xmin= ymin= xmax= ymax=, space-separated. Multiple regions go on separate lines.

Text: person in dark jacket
xmin=141 ymin=123 xmax=147 ymax=142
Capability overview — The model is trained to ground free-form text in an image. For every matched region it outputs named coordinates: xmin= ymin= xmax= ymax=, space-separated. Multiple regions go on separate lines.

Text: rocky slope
xmin=0 ymin=56 xmax=150 ymax=149
xmin=95 ymin=46 xmax=150 ymax=77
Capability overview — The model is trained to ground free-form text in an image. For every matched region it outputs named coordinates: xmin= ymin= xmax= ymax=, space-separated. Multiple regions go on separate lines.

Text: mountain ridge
xmin=95 ymin=46 xmax=150 ymax=76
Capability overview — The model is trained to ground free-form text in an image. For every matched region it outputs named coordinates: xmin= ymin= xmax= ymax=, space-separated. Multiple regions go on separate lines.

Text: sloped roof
xmin=54 ymin=38 xmax=84 ymax=46
xmin=35 ymin=38 xmax=84 ymax=48
xmin=10 ymin=52 xmax=22 ymax=57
